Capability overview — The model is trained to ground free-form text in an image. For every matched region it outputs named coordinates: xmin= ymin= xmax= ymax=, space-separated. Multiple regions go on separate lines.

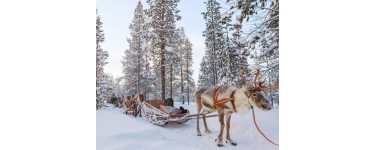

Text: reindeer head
xmin=244 ymin=87 xmax=272 ymax=111
xmin=240 ymin=68 xmax=278 ymax=111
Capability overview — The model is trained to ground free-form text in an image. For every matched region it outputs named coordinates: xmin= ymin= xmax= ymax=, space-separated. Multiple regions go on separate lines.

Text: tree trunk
xmin=137 ymin=43 xmax=140 ymax=94
xmin=186 ymin=51 xmax=189 ymax=105
xmin=185 ymin=53 xmax=190 ymax=105
xmin=210 ymin=0 xmax=217 ymax=86
xmin=181 ymin=63 xmax=184 ymax=104
xmin=161 ymin=43 xmax=166 ymax=101
xmin=96 ymin=43 xmax=99 ymax=104
xmin=160 ymin=1 xmax=166 ymax=101
xmin=170 ymin=64 xmax=173 ymax=99
xmin=227 ymin=27 xmax=232 ymax=85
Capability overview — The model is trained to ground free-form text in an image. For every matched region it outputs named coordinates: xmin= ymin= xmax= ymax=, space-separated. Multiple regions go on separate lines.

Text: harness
xmin=212 ymin=86 xmax=237 ymax=112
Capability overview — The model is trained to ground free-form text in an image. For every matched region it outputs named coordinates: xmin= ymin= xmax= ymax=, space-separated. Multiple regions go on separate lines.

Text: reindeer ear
xmin=245 ymin=87 xmax=252 ymax=92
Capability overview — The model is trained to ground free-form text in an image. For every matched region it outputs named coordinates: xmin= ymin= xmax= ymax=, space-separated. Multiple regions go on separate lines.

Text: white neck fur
xmin=234 ymin=88 xmax=255 ymax=116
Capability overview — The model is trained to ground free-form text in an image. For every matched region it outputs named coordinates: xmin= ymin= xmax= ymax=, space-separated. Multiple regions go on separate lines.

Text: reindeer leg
xmin=203 ymin=113 xmax=212 ymax=134
xmin=225 ymin=113 xmax=237 ymax=146
xmin=196 ymin=113 xmax=202 ymax=136
xmin=215 ymin=113 xmax=225 ymax=147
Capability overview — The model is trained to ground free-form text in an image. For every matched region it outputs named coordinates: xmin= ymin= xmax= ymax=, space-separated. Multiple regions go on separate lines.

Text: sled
xmin=141 ymin=100 xmax=190 ymax=126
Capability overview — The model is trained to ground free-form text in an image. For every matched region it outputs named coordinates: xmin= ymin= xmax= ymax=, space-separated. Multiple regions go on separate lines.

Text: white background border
xmin=1 ymin=0 xmax=375 ymax=149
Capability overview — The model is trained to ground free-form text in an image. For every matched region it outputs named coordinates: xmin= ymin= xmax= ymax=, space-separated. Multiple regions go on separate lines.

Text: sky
xmin=96 ymin=0 xmax=221 ymax=84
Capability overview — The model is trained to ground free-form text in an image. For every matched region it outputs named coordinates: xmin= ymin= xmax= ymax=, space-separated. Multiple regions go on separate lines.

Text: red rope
xmin=251 ymin=108 xmax=279 ymax=146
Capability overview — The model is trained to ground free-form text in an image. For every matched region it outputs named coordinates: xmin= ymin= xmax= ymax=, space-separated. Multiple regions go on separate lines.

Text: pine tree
xmin=172 ymin=27 xmax=195 ymax=104
xmin=96 ymin=10 xmax=111 ymax=108
xmin=141 ymin=13 xmax=158 ymax=100
xmin=229 ymin=18 xmax=250 ymax=87
xmin=232 ymin=22 xmax=249 ymax=69
xmin=201 ymin=0 xmax=226 ymax=86
xmin=111 ymin=76 xmax=125 ymax=98
xmin=217 ymin=19 xmax=240 ymax=86
xmin=165 ymin=44 xmax=181 ymax=100
xmin=173 ymin=28 xmax=185 ymax=102
xmin=122 ymin=1 xmax=154 ymax=98
xmin=224 ymin=0 xmax=279 ymax=74
xmin=198 ymin=55 xmax=211 ymax=88
xmin=225 ymin=0 xmax=279 ymax=103
xmin=183 ymin=37 xmax=195 ymax=104
xmin=122 ymin=45 xmax=137 ymax=95
xmin=146 ymin=0 xmax=181 ymax=100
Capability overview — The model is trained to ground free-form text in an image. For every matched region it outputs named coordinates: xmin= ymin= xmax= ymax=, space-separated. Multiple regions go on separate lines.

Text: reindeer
xmin=194 ymin=68 xmax=278 ymax=147
xmin=122 ymin=93 xmax=145 ymax=116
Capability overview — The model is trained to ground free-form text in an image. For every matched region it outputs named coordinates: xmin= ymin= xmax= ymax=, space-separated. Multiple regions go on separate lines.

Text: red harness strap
xmin=213 ymin=86 xmax=236 ymax=112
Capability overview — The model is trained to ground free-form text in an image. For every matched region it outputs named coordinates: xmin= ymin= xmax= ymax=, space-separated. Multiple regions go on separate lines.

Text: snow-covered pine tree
xmin=96 ymin=10 xmax=111 ymax=108
xmin=146 ymin=0 xmax=181 ymax=100
xmin=224 ymin=0 xmax=278 ymax=74
xmin=224 ymin=0 xmax=279 ymax=103
xmin=141 ymin=13 xmax=158 ymax=100
xmin=198 ymin=55 xmax=212 ymax=88
xmin=202 ymin=0 xmax=226 ymax=86
xmin=165 ymin=44 xmax=181 ymax=100
xmin=183 ymin=37 xmax=196 ymax=105
xmin=230 ymin=18 xmax=251 ymax=87
xmin=107 ymin=74 xmax=115 ymax=96
xmin=260 ymin=0 xmax=279 ymax=93
xmin=232 ymin=21 xmax=249 ymax=69
xmin=122 ymin=1 xmax=152 ymax=97
xmin=172 ymin=28 xmax=185 ymax=102
xmin=108 ymin=76 xmax=124 ymax=98
xmin=166 ymin=28 xmax=183 ymax=101
xmin=217 ymin=15 xmax=244 ymax=87
xmin=170 ymin=27 xmax=195 ymax=104
xmin=122 ymin=44 xmax=137 ymax=95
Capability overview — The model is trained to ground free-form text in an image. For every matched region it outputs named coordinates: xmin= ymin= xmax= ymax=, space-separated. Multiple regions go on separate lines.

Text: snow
xmin=221 ymin=13 xmax=230 ymax=20
xmin=235 ymin=19 xmax=241 ymax=25
xmin=97 ymin=102 xmax=278 ymax=150
xmin=165 ymin=47 xmax=174 ymax=52
xmin=236 ymin=38 xmax=247 ymax=45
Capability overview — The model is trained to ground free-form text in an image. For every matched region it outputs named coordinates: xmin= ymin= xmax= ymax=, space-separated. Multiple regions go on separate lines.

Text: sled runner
xmin=141 ymin=100 xmax=190 ymax=126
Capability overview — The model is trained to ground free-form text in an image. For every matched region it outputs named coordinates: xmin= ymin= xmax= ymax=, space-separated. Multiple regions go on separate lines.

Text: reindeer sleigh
xmin=123 ymin=94 xmax=191 ymax=126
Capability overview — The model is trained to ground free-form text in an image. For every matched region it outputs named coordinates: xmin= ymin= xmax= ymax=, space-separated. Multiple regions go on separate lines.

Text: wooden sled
xmin=141 ymin=100 xmax=190 ymax=126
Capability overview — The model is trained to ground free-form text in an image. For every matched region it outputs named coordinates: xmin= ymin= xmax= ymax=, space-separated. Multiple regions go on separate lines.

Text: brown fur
xmin=122 ymin=93 xmax=145 ymax=115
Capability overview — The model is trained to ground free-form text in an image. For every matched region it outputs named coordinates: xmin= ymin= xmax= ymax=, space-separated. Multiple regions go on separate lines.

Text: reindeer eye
xmin=252 ymin=93 xmax=257 ymax=97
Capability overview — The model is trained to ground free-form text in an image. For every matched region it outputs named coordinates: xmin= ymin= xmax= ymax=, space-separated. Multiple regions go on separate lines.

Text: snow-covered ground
xmin=97 ymin=102 xmax=279 ymax=150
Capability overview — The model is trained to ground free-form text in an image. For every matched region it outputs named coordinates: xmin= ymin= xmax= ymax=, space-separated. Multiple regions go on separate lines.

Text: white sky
xmin=96 ymin=0 xmax=214 ymax=84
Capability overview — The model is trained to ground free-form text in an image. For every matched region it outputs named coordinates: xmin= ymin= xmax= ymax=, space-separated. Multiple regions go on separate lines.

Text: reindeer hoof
xmin=226 ymin=139 xmax=237 ymax=146
xmin=215 ymin=139 xmax=224 ymax=147
xmin=196 ymin=131 xmax=202 ymax=136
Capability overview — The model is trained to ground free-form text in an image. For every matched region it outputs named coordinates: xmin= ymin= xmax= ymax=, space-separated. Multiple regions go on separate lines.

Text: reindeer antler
xmin=240 ymin=67 xmax=246 ymax=87
xmin=253 ymin=68 xmax=260 ymax=86
xmin=251 ymin=68 xmax=279 ymax=92
xmin=258 ymin=80 xmax=265 ymax=87
xmin=259 ymin=80 xmax=279 ymax=92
